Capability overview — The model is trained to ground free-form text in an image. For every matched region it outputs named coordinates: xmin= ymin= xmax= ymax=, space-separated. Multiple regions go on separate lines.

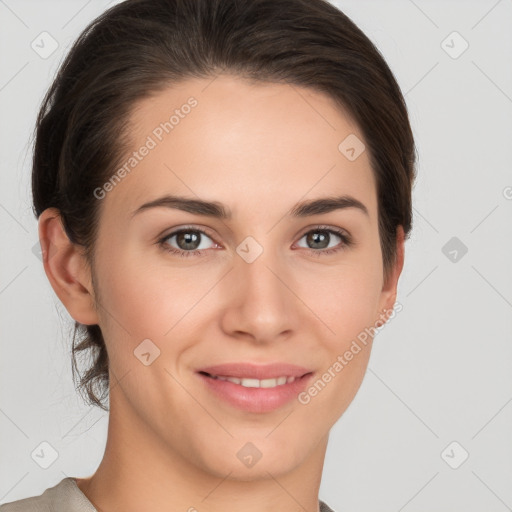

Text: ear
xmin=375 ymin=225 xmax=405 ymax=326
xmin=38 ymin=208 xmax=99 ymax=325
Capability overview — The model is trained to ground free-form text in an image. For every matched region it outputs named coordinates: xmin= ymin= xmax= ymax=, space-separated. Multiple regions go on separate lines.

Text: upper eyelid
xmin=160 ymin=224 xmax=217 ymax=240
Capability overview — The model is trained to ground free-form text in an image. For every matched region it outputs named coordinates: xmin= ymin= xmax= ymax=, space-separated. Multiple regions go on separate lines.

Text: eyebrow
xmin=131 ymin=194 xmax=369 ymax=219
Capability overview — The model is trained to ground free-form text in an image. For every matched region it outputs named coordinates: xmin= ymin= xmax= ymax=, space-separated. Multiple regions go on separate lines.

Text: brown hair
xmin=32 ymin=0 xmax=416 ymax=410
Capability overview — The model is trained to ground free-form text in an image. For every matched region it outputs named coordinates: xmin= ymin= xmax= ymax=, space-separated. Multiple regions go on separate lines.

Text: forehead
xmin=104 ymin=74 xmax=377 ymax=222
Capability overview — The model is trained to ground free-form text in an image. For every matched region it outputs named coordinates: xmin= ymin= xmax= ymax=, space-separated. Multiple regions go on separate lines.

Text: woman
xmin=1 ymin=0 xmax=415 ymax=510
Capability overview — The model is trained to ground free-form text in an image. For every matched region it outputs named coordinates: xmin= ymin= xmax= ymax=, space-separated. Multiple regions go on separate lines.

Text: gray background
xmin=1 ymin=0 xmax=511 ymax=510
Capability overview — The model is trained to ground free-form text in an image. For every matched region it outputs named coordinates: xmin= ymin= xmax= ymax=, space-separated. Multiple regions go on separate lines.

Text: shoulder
xmin=0 ymin=478 xmax=96 ymax=512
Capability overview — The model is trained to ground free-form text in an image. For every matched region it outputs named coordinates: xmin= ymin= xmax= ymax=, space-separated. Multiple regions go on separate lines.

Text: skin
xmin=40 ymin=74 xmax=404 ymax=512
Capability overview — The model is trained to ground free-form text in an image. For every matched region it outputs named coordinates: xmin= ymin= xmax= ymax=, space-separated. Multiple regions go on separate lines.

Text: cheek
xmin=303 ymin=259 xmax=383 ymax=343
xmin=91 ymin=246 xmax=170 ymax=346
xmin=296 ymin=266 xmax=382 ymax=422
xmin=93 ymin=246 xmax=219 ymax=355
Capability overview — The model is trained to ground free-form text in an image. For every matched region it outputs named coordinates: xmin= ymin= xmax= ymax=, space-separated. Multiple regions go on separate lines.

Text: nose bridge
xmin=236 ymin=236 xmax=287 ymax=305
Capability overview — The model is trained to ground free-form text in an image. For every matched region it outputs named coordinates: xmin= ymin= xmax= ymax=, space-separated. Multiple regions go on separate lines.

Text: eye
xmin=295 ymin=226 xmax=352 ymax=256
xmin=158 ymin=227 xmax=218 ymax=258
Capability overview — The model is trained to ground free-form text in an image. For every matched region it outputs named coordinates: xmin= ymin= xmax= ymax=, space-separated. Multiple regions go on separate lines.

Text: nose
xmin=218 ymin=247 xmax=300 ymax=345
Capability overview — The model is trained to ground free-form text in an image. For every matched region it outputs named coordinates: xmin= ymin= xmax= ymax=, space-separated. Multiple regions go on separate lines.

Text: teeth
xmin=240 ymin=378 xmax=260 ymax=388
xmin=212 ymin=375 xmax=297 ymax=388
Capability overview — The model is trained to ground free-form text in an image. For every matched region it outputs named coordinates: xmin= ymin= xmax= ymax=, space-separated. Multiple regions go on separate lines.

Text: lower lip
xmin=197 ymin=372 xmax=313 ymax=413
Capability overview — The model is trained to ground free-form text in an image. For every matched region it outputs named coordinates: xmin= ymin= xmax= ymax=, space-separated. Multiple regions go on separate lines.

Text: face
xmin=75 ymin=75 xmax=401 ymax=480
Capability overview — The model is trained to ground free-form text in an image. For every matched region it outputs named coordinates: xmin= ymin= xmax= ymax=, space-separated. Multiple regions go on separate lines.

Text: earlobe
xmin=38 ymin=208 xmax=99 ymax=326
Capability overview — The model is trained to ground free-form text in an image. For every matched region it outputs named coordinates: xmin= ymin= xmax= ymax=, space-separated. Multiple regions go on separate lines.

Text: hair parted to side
xmin=32 ymin=0 xmax=416 ymax=411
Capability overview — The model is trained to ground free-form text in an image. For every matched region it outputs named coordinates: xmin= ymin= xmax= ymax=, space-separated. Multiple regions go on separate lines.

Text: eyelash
xmin=157 ymin=225 xmax=353 ymax=259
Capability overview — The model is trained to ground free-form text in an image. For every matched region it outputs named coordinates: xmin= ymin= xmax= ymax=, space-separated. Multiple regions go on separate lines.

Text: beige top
xmin=0 ymin=478 xmax=336 ymax=511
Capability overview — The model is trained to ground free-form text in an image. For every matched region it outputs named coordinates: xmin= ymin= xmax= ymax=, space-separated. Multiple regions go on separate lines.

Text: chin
xmin=197 ymin=438 xmax=307 ymax=481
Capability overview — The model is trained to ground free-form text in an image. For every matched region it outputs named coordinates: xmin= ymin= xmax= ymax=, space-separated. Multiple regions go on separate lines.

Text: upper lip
xmin=198 ymin=363 xmax=313 ymax=380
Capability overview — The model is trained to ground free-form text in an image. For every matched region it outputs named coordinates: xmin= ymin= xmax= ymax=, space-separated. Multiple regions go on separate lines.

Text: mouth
xmin=196 ymin=366 xmax=314 ymax=413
